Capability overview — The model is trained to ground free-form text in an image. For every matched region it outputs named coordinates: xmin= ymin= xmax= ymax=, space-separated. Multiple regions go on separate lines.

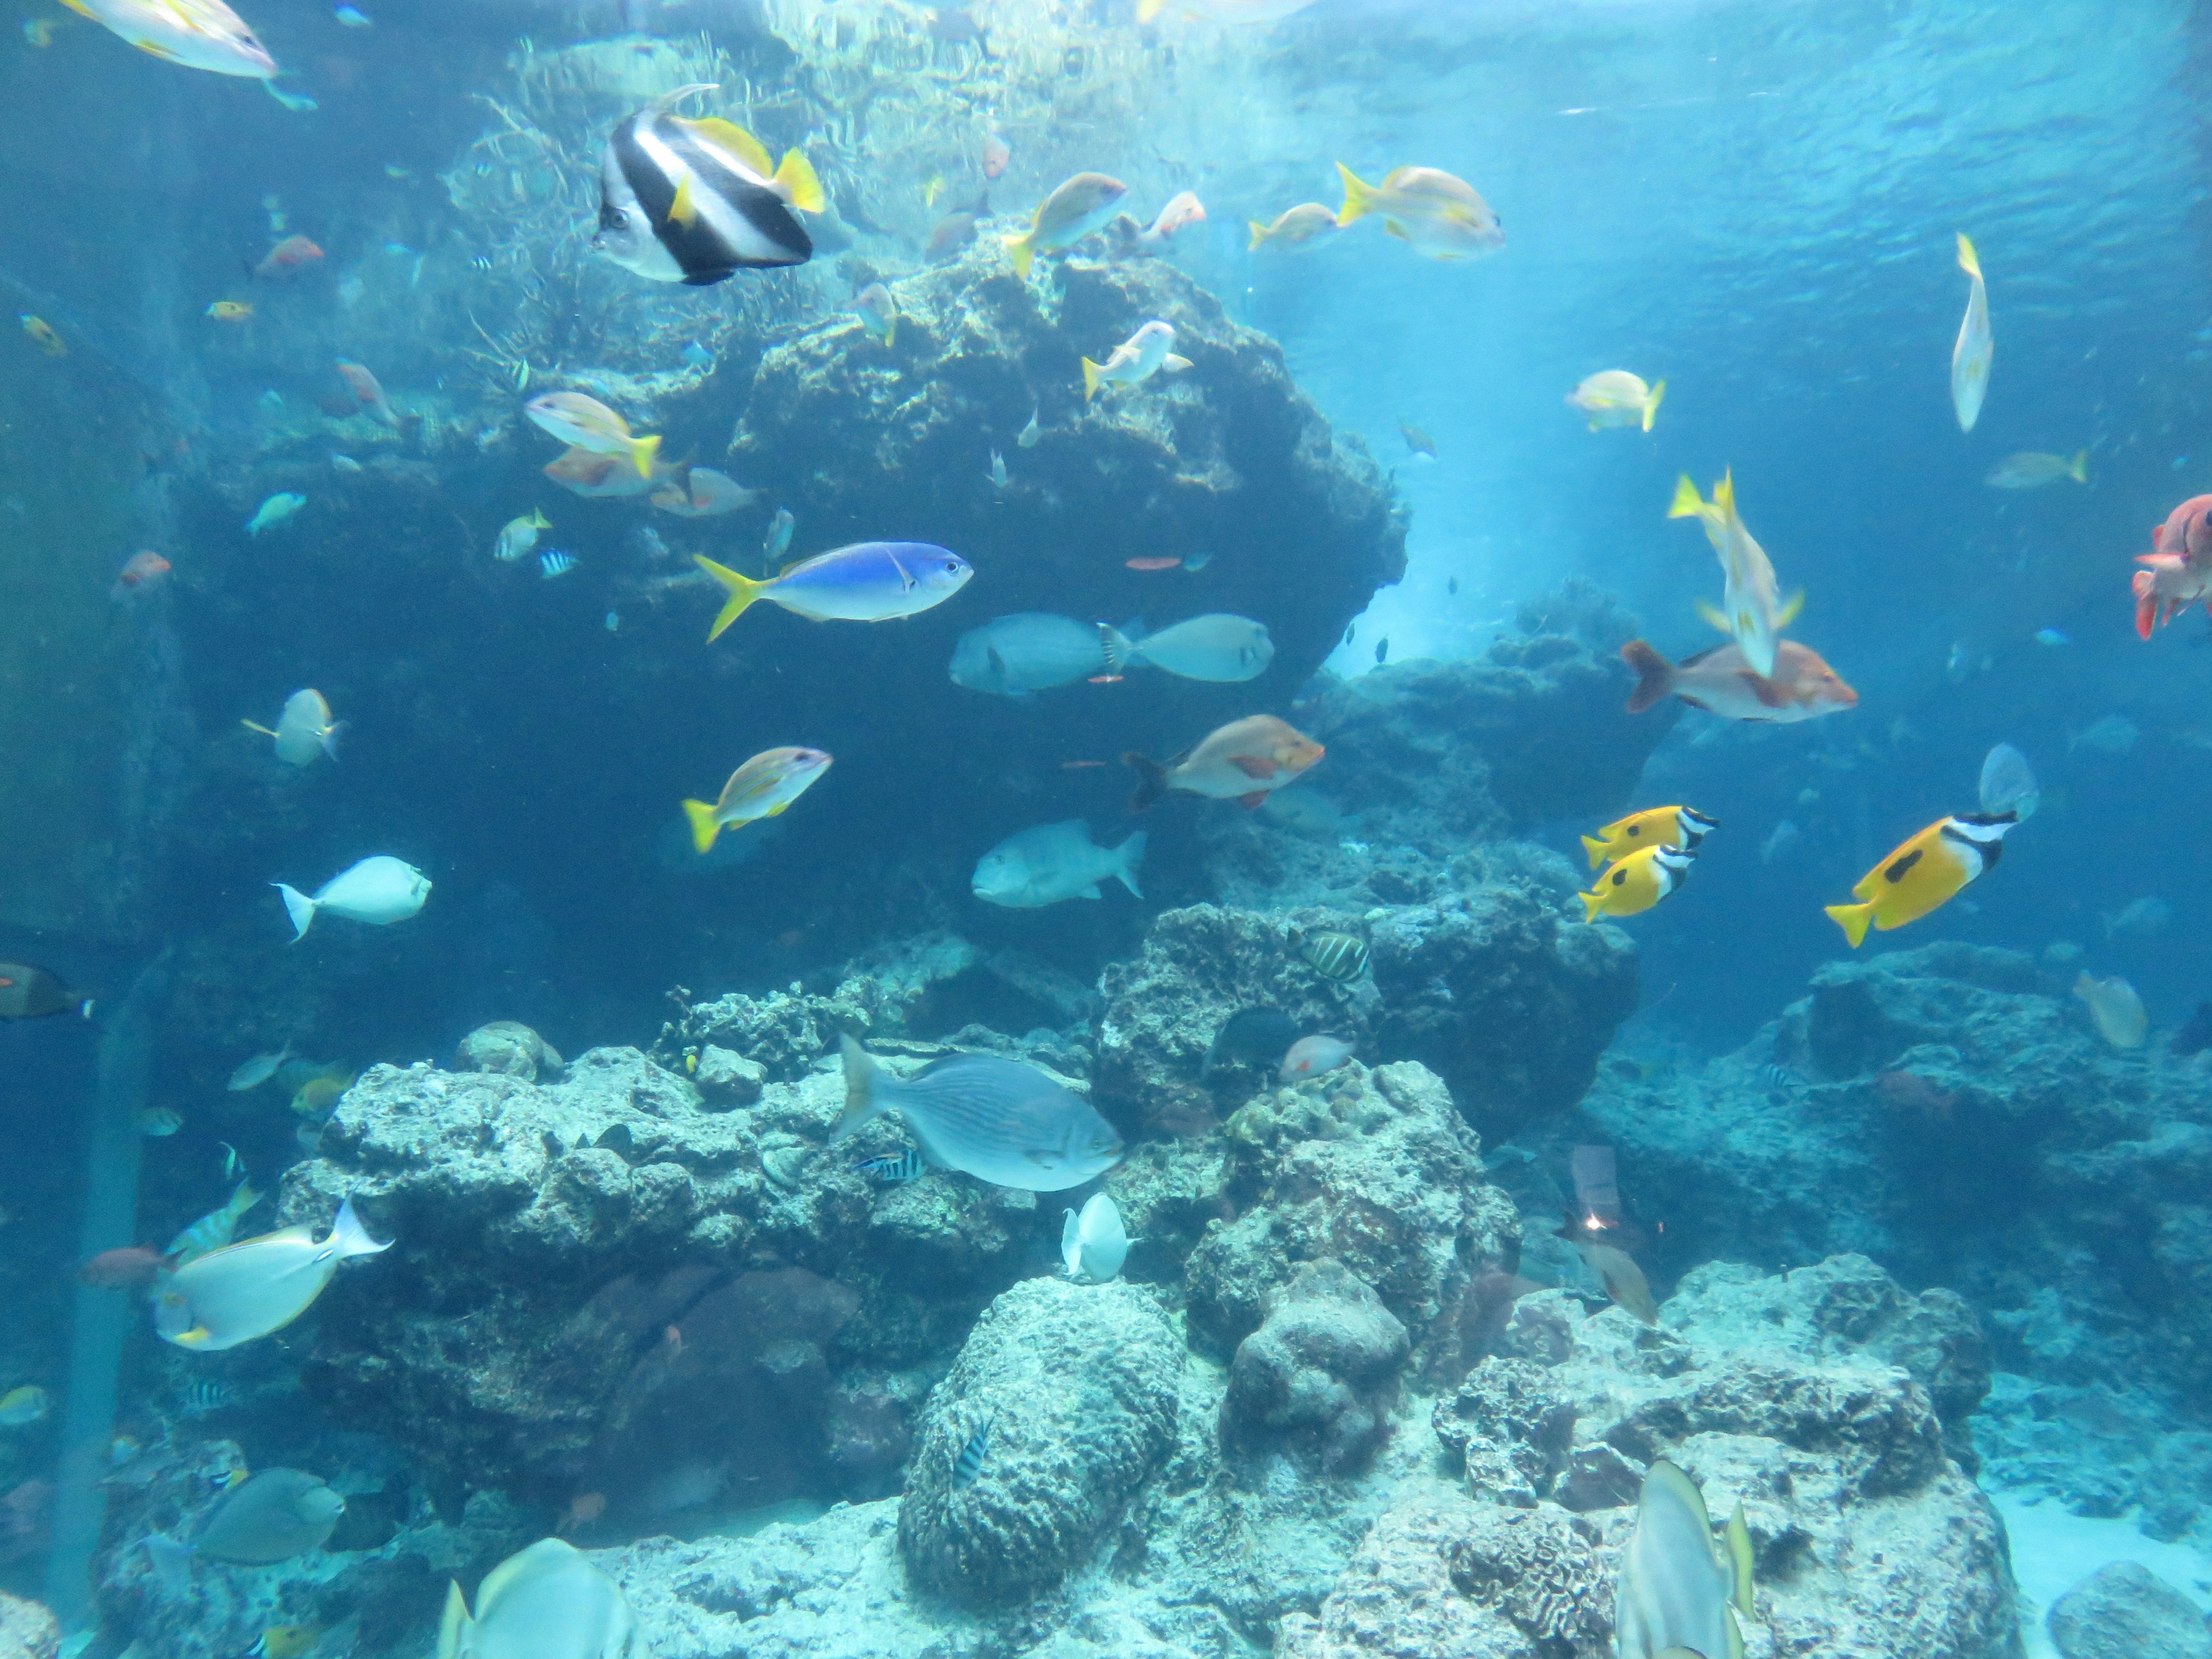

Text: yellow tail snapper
xmin=1579 ymin=845 xmax=1695 ymax=923
xmin=1952 ymin=232 xmax=1992 ymax=433
xmin=681 ymin=747 xmax=833 ymax=853
xmin=1582 ymin=806 xmax=1717 ymax=870
xmin=593 ymin=85 xmax=821 ymax=285
xmin=1334 ymin=164 xmax=1503 ymax=260
xmin=1248 ymin=203 xmax=1337 ymax=252
xmin=524 ymin=393 xmax=661 ymax=479
xmin=1567 ymin=370 xmax=1665 ymax=433
xmin=1668 ymin=469 xmax=1800 ymax=680
xmin=1823 ymin=813 xmax=2015 ymax=948
xmin=1003 ymin=173 xmax=1128 ymax=279
xmin=60 ymin=0 xmax=275 ymax=77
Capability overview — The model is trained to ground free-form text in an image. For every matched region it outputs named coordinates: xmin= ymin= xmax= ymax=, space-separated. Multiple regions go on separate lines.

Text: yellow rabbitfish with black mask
xmin=1582 ymin=806 xmax=1718 ymax=870
xmin=1580 ymin=845 xmax=1695 ymax=923
xmin=1823 ymin=812 xmax=2016 ymax=948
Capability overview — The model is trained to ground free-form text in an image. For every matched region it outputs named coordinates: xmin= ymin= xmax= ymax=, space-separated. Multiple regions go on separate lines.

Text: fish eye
xmin=600 ymin=206 xmax=629 ymax=232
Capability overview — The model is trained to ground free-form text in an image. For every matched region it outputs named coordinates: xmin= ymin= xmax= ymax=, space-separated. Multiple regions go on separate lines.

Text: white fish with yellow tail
xmin=494 ymin=510 xmax=551 ymax=562
xmin=1061 ymin=1192 xmax=1131 ymax=1283
xmin=242 ymin=688 xmax=342 ymax=766
xmin=1952 ymin=232 xmax=1992 ymax=431
xmin=2074 ymin=973 xmax=2147 ymax=1050
xmin=1578 ymin=844 xmax=1694 ymax=923
xmin=61 ymin=0 xmax=276 ymax=76
xmin=1986 ymin=450 xmax=2086 ymax=489
xmin=1082 ymin=320 xmax=1190 ymax=402
xmin=1102 ymin=614 xmax=1272 ymax=682
xmin=835 ymin=1038 xmax=1123 ymax=1192
xmin=1667 ymin=470 xmax=1800 ymax=680
xmin=1613 ymin=1460 xmax=1755 ymax=1659
xmin=1002 ymin=173 xmax=1128 ymax=279
xmin=273 ymin=855 xmax=430 ymax=941
xmin=1334 ymin=164 xmax=1503 ymax=260
xmin=1124 ymin=714 xmax=1324 ymax=810
xmin=1567 ymin=371 xmax=1665 ymax=433
xmin=1247 ymin=202 xmax=1337 ymax=252
xmin=854 ymin=283 xmax=897 ymax=347
xmin=153 ymin=1195 xmax=389 ymax=1351
xmin=681 ymin=747 xmax=832 ymax=853
xmin=1823 ymin=813 xmax=2014 ymax=948
xmin=692 ymin=541 xmax=971 ymax=640
xmin=524 ymin=393 xmax=661 ymax=479
xmin=435 ymin=1538 xmax=637 ymax=1659
xmin=972 ymin=820 xmax=1145 ymax=908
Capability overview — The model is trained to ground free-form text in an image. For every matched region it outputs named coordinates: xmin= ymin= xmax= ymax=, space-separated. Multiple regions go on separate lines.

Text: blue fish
xmin=1182 ymin=549 xmax=1213 ymax=572
xmin=693 ymin=541 xmax=973 ymax=641
xmin=852 ymin=1149 xmax=926 ymax=1184
xmin=681 ymin=342 xmax=715 ymax=372
xmin=952 ymin=1416 xmax=993 ymax=1488
xmin=332 ymin=3 xmax=372 ymax=22
xmin=539 ymin=551 xmax=577 ymax=579
xmin=2035 ymin=628 xmax=2071 ymax=647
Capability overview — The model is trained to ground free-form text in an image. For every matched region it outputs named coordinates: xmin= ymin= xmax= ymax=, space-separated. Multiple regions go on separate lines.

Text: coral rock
xmin=453 ymin=1020 xmax=565 ymax=1081
xmin=0 ymin=1593 xmax=58 ymax=1659
xmin=1222 ymin=1259 xmax=1410 ymax=1474
xmin=2048 ymin=1561 xmax=2212 ymax=1659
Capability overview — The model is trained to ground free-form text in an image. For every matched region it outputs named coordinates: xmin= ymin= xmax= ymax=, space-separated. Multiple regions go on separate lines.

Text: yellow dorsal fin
xmin=680 ymin=116 xmax=773 ymax=178
xmin=59 ymin=0 xmax=97 ymax=16
xmin=1667 ymin=474 xmax=1705 ymax=521
xmin=774 ymin=150 xmax=825 ymax=214
xmin=1713 ymin=468 xmax=1736 ymax=516
xmin=1695 ymin=599 xmax=1733 ymax=637
xmin=1956 ymin=231 xmax=1981 ymax=279
xmin=1777 ymin=590 xmax=1805 ymax=628
xmin=669 ymin=171 xmax=699 ymax=228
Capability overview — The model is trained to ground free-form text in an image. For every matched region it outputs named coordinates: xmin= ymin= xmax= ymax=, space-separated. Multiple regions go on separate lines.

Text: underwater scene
xmin=3 ymin=0 xmax=2212 ymax=1655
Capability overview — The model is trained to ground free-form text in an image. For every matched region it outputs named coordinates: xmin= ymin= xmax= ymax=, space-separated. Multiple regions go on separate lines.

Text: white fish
xmin=226 ymin=1042 xmax=293 ymax=1092
xmin=1061 ymin=1192 xmax=1131 ymax=1283
xmin=1278 ymin=1035 xmax=1352 ymax=1082
xmin=245 ymin=492 xmax=306 ymax=536
xmin=650 ymin=467 xmax=757 ymax=517
xmin=949 ymin=613 xmax=1109 ymax=696
xmin=1101 ymin=613 xmax=1273 ymax=683
xmin=1016 ymin=406 xmax=1042 ymax=449
xmin=987 ymin=450 xmax=1008 ymax=490
xmin=1668 ymin=471 xmax=1798 ymax=680
xmin=1976 ymin=743 xmax=2039 ymax=821
xmin=1081 ymin=320 xmax=1191 ymax=402
xmin=972 ymin=820 xmax=1145 ymax=908
xmin=436 ymin=1537 xmax=637 ymax=1659
xmin=1614 ymin=1461 xmax=1753 ymax=1659
xmin=834 ymin=1038 xmax=1123 ymax=1192
xmin=242 ymin=688 xmax=341 ymax=766
xmin=154 ymin=1195 xmax=389 ymax=1351
xmin=1952 ymin=233 xmax=1992 ymax=433
xmin=62 ymin=0 xmax=277 ymax=77
xmin=273 ymin=855 xmax=431 ymax=941
xmin=2074 ymin=973 xmax=2147 ymax=1050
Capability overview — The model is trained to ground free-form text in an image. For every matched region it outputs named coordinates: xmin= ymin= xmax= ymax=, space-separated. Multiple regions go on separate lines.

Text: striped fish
xmin=1298 ymin=930 xmax=1369 ymax=982
xmin=180 ymin=1380 xmax=232 ymax=1416
xmin=852 ymin=1149 xmax=925 ymax=1184
xmin=538 ymin=551 xmax=577 ymax=579
xmin=1761 ymin=1063 xmax=1804 ymax=1090
xmin=952 ymin=1416 xmax=993 ymax=1489
xmin=165 ymin=1180 xmax=260 ymax=1264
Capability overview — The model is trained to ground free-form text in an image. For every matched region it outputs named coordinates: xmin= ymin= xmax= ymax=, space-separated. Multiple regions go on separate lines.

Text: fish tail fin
xmin=630 ymin=433 xmax=662 ymax=479
xmin=774 ymin=151 xmax=825 ymax=214
xmin=1956 ymin=230 xmax=1980 ymax=279
xmin=883 ymin=318 xmax=897 ymax=349
xmin=531 ymin=509 xmax=552 ymax=528
xmin=1777 ymin=590 xmax=1805 ymax=628
xmin=1580 ymin=835 xmax=1612 ymax=870
xmin=1643 ymin=380 xmax=1665 ymax=431
xmin=1666 ymin=473 xmax=1705 ymax=520
xmin=694 ymin=556 xmax=766 ymax=641
xmin=274 ymin=883 xmax=316 ymax=942
xmin=1003 ymin=231 xmax=1035 ymax=279
xmin=1124 ymin=751 xmax=1171 ymax=813
xmin=2069 ymin=448 xmax=2088 ymax=483
xmin=2134 ymin=569 xmax=2158 ymax=638
xmin=1335 ymin=162 xmax=1374 ymax=226
xmin=1824 ymin=901 xmax=1875 ymax=948
xmin=1082 ymin=357 xmax=1104 ymax=402
xmin=1578 ymin=889 xmax=1605 ymax=924
xmin=1620 ymin=639 xmax=1675 ymax=714
xmin=1115 ymin=831 xmax=1147 ymax=897
xmin=835 ymin=1035 xmax=886 ymax=1140
xmin=1695 ymin=598 xmax=1734 ymax=637
xmin=329 ymin=1195 xmax=391 ymax=1259
xmin=683 ymin=798 xmax=723 ymax=854
xmin=1727 ymin=1500 xmax=1756 ymax=1616
xmin=321 ymin=722 xmax=345 ymax=762
xmin=1247 ymin=219 xmax=1270 ymax=251
xmin=436 ymin=1580 xmax=471 ymax=1659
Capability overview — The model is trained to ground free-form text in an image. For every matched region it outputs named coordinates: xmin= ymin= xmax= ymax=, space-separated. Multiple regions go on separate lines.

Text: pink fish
xmin=335 ymin=359 xmax=399 ymax=428
xmin=982 ymin=131 xmax=1010 ymax=179
xmin=2134 ymin=493 xmax=2212 ymax=638
xmin=1621 ymin=638 xmax=1857 ymax=724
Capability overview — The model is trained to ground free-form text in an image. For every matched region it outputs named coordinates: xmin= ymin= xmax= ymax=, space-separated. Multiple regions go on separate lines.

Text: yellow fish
xmin=205 ymin=301 xmax=253 ymax=321
xmin=1247 ymin=203 xmax=1336 ymax=251
xmin=1824 ymin=813 xmax=2014 ymax=948
xmin=257 ymin=1625 xmax=320 ymax=1659
xmin=1002 ymin=173 xmax=1128 ymax=279
xmin=1952 ymin=232 xmax=1992 ymax=433
xmin=1581 ymin=806 xmax=1717 ymax=870
xmin=1578 ymin=845 xmax=1695 ymax=923
xmin=19 ymin=315 xmax=66 ymax=357
xmin=289 ymin=1070 xmax=355 ymax=1118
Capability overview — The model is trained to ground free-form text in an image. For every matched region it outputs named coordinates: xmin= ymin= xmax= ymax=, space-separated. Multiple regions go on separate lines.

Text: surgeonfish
xmin=1567 ymin=370 xmax=1665 ymax=433
xmin=1002 ymin=172 xmax=1129 ymax=279
xmin=692 ymin=541 xmax=972 ymax=640
xmin=765 ymin=507 xmax=796 ymax=562
xmin=1823 ymin=813 xmax=2016 ymax=948
xmin=1061 ymin=1192 xmax=1131 ymax=1283
xmin=681 ymin=747 xmax=833 ymax=853
xmin=177 ymin=1468 xmax=344 ymax=1564
xmin=2132 ymin=494 xmax=2212 ymax=638
xmin=273 ymin=855 xmax=431 ymax=940
xmin=593 ymin=85 xmax=821 ymax=285
xmin=1613 ymin=1460 xmax=1753 ymax=1659
xmin=1247 ymin=202 xmax=1337 ymax=251
xmin=1082 ymin=320 xmax=1191 ymax=402
xmin=952 ymin=1417 xmax=993 ymax=1488
xmin=153 ymin=1195 xmax=388 ymax=1351
xmin=1579 ymin=845 xmax=1695 ymax=923
xmin=60 ymin=0 xmax=276 ymax=76
xmin=1951 ymin=232 xmax=1993 ymax=433
xmin=1017 ymin=407 xmax=1043 ymax=448
xmin=1582 ymin=806 xmax=1718 ymax=870
xmin=137 ymin=1107 xmax=183 ymax=1137
xmin=1298 ymin=931 xmax=1369 ymax=982
xmin=834 ymin=1038 xmax=1123 ymax=1192
xmin=987 ymin=450 xmax=1009 ymax=490
xmin=495 ymin=510 xmax=552 ymax=562
xmin=1124 ymin=714 xmax=1324 ymax=810
xmin=971 ymin=820 xmax=1145 ymax=908
xmin=1334 ymin=164 xmax=1504 ymax=260
xmin=166 ymin=1180 xmax=262 ymax=1265
xmin=854 ymin=283 xmax=898 ymax=347
xmin=1667 ymin=471 xmax=1799 ymax=679
xmin=2074 ymin=973 xmax=2147 ymax=1050
xmin=1620 ymin=639 xmax=1857 ymax=724
xmin=0 ymin=962 xmax=93 ymax=1020
xmin=525 ymin=393 xmax=661 ymax=479
xmin=241 ymin=688 xmax=342 ymax=766
xmin=435 ymin=1537 xmax=637 ymax=1659
xmin=1977 ymin=744 xmax=2039 ymax=821
xmin=1558 ymin=1210 xmax=1658 ymax=1324
xmin=1279 ymin=1035 xmax=1352 ymax=1083
xmin=246 ymin=493 xmax=306 ymax=536
xmin=1986 ymin=450 xmax=2086 ymax=489
xmin=1203 ymin=1007 xmax=1301 ymax=1080
xmin=949 ymin=613 xmax=1111 ymax=695
xmin=1103 ymin=615 xmax=1272 ymax=682
xmin=0 ymin=1387 xmax=48 ymax=1426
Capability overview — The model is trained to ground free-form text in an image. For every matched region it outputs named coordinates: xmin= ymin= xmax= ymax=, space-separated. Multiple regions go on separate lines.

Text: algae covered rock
xmin=2047 ymin=1561 xmax=2212 ymax=1659
xmin=453 ymin=1020 xmax=565 ymax=1081
xmin=1221 ymin=1259 xmax=1409 ymax=1474
xmin=897 ymin=1276 xmax=1181 ymax=1605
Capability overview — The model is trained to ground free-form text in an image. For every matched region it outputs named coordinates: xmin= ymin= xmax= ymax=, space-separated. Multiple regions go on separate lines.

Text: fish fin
xmin=1164 ymin=354 xmax=1192 ymax=373
xmin=1777 ymin=590 xmax=1805 ymax=628
xmin=1247 ymin=220 xmax=1270 ymax=251
xmin=883 ymin=318 xmax=897 ymax=349
xmin=1643 ymin=380 xmax=1664 ymax=431
xmin=682 ymin=800 xmax=722 ymax=854
xmin=1728 ymin=1500 xmax=1755 ymax=1616
xmin=1667 ymin=473 xmax=1705 ymax=520
xmin=1956 ymin=231 xmax=1980 ymax=279
xmin=1115 ymin=831 xmax=1147 ymax=897
xmin=1137 ymin=0 xmax=1166 ymax=17
xmin=694 ymin=556 xmax=766 ymax=641
xmin=1695 ymin=599 xmax=1734 ymax=637
xmin=320 ymin=723 xmax=344 ymax=762
xmin=1739 ymin=671 xmax=1786 ymax=709
xmin=668 ymin=169 xmax=700 ymax=228
xmin=531 ymin=509 xmax=552 ymax=528
xmin=1099 ymin=624 xmax=1137 ymax=671
xmin=835 ymin=1035 xmax=884 ymax=1140
xmin=435 ymin=1580 xmax=471 ymax=1659
xmin=1580 ymin=835 xmax=1612 ymax=870
xmin=1238 ymin=791 xmax=1267 ymax=809
xmin=1620 ymin=639 xmax=1675 ymax=714
xmin=630 ymin=433 xmax=662 ymax=479
xmin=329 ymin=1195 xmax=391 ymax=1259
xmin=1230 ymin=755 xmax=1279 ymax=779
xmin=58 ymin=0 xmax=97 ymax=13
xmin=1579 ymin=889 xmax=1605 ymax=923
xmin=2069 ymin=448 xmax=2088 ymax=483
xmin=681 ymin=115 xmax=774 ymax=177
xmin=240 ymin=719 xmax=278 ymax=738
xmin=1383 ymin=219 xmax=1411 ymax=242
xmin=1003 ymin=232 xmax=1034 ymax=279
xmin=1082 ymin=358 xmax=1104 ymax=402
xmin=1123 ymin=751 xmax=1171 ymax=813
xmin=274 ymin=884 xmax=315 ymax=942
xmin=1334 ymin=162 xmax=1373 ymax=226
xmin=774 ymin=150 xmax=826 ymax=214
xmin=1824 ymin=901 xmax=1874 ymax=948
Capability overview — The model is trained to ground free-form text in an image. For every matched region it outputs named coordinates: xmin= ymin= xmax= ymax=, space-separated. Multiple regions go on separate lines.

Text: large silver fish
xmin=154 ymin=1196 xmax=389 ymax=1351
xmin=1613 ymin=1460 xmax=1753 ymax=1659
xmin=949 ymin=614 xmax=1110 ymax=696
xmin=834 ymin=1039 xmax=1122 ymax=1192
xmin=437 ymin=1538 xmax=637 ymax=1659
xmin=1102 ymin=614 xmax=1273 ymax=683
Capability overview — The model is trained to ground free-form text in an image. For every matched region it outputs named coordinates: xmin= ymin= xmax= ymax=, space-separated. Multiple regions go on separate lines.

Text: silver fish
xmin=950 ymin=614 xmax=1111 ymax=696
xmin=834 ymin=1039 xmax=1122 ymax=1192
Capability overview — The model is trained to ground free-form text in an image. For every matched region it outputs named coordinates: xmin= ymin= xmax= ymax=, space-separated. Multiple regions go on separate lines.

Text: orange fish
xmin=116 ymin=551 xmax=171 ymax=588
xmin=1124 ymin=556 xmax=1182 ymax=571
xmin=556 ymin=1491 xmax=606 ymax=1535
xmin=2134 ymin=494 xmax=2212 ymax=638
xmin=1620 ymin=638 xmax=1857 ymax=724
xmin=1126 ymin=713 xmax=1324 ymax=811
xmin=335 ymin=359 xmax=398 ymax=427
xmin=253 ymin=235 xmax=324 ymax=277
xmin=79 ymin=1246 xmax=169 ymax=1289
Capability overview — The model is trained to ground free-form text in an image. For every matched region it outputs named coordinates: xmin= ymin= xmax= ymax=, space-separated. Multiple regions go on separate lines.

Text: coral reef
xmin=0 ymin=1592 xmax=57 ymax=1659
xmin=1220 ymin=1259 xmax=1410 ymax=1474
xmin=2046 ymin=1561 xmax=2212 ymax=1659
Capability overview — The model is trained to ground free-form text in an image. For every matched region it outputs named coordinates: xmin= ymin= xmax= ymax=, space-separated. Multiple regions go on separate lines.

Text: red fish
xmin=1124 ymin=556 xmax=1182 ymax=571
xmin=2134 ymin=494 xmax=2212 ymax=638
xmin=80 ymin=1245 xmax=170 ymax=1288
xmin=116 ymin=551 xmax=171 ymax=588
xmin=1621 ymin=638 xmax=1857 ymax=724
xmin=335 ymin=359 xmax=399 ymax=428
xmin=253 ymin=234 xmax=324 ymax=277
